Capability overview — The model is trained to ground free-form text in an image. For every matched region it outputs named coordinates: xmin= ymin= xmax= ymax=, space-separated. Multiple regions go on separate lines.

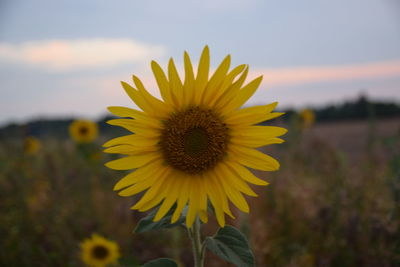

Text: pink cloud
xmin=0 ymin=39 xmax=166 ymax=71
xmin=251 ymin=60 xmax=400 ymax=87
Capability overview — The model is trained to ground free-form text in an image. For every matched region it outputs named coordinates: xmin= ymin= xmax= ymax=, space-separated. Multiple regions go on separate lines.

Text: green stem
xmin=188 ymin=217 xmax=204 ymax=267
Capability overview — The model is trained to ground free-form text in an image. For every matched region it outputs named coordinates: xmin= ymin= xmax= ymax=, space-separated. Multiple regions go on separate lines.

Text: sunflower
xmin=69 ymin=119 xmax=98 ymax=143
xmin=299 ymin=109 xmax=315 ymax=128
xmin=23 ymin=136 xmax=41 ymax=154
xmin=80 ymin=234 xmax=120 ymax=267
xmin=104 ymin=46 xmax=287 ymax=227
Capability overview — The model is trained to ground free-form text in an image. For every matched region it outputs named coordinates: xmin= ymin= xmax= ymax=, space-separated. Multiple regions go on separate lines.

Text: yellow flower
xmin=299 ymin=109 xmax=315 ymax=128
xmin=69 ymin=119 xmax=98 ymax=143
xmin=104 ymin=46 xmax=287 ymax=227
xmin=23 ymin=136 xmax=41 ymax=154
xmin=80 ymin=234 xmax=120 ymax=267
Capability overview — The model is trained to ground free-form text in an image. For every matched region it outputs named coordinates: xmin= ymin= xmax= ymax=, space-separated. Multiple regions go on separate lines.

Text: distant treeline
xmin=283 ymin=96 xmax=400 ymax=122
xmin=0 ymin=116 xmax=120 ymax=140
xmin=1 ymin=96 xmax=399 ymax=139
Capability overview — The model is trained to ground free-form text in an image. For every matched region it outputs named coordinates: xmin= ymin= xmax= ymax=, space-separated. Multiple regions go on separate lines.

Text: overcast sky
xmin=1 ymin=0 xmax=399 ymax=125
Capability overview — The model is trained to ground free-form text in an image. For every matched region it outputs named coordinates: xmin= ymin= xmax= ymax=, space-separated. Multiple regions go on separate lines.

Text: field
xmin=1 ymin=117 xmax=399 ymax=266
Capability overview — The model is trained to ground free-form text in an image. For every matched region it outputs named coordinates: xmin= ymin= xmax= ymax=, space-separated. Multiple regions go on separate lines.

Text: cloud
xmin=0 ymin=39 xmax=166 ymax=71
xmin=252 ymin=60 xmax=400 ymax=87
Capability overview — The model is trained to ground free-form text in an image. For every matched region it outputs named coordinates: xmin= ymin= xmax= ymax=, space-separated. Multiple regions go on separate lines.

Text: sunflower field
xmin=1 ymin=113 xmax=399 ymax=266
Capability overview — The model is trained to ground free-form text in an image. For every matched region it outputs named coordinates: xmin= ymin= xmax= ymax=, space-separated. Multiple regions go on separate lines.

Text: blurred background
xmin=0 ymin=0 xmax=399 ymax=266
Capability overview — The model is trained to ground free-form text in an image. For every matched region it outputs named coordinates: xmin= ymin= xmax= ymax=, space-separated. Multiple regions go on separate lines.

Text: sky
xmin=0 ymin=0 xmax=399 ymax=125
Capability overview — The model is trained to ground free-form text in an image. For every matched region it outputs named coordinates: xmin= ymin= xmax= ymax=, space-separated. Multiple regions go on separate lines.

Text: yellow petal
xmin=225 ymin=102 xmax=277 ymax=123
xmin=113 ymin=160 xmax=165 ymax=191
xmin=230 ymin=125 xmax=287 ymax=138
xmin=229 ymin=145 xmax=280 ymax=171
xmin=120 ymin=81 xmax=157 ymax=115
xmin=118 ymin=167 xmax=168 ymax=197
xmin=209 ymin=64 xmax=247 ymax=107
xmin=153 ymin=176 xmax=180 ymax=221
xmin=105 ymin=152 xmax=160 ymax=170
xmin=132 ymin=75 xmax=172 ymax=116
xmin=137 ymin=191 xmax=166 ymax=212
xmin=208 ymin=172 xmax=235 ymax=218
xmin=132 ymin=169 xmax=171 ymax=211
xmin=154 ymin=194 xmax=177 ymax=222
xmin=197 ymin=177 xmax=208 ymax=223
xmin=214 ymin=67 xmax=248 ymax=112
xmin=225 ymin=161 xmax=269 ymax=186
xmin=118 ymin=175 xmax=158 ymax=197
xmin=222 ymin=75 xmax=263 ymax=113
xmin=229 ymin=125 xmax=287 ymax=147
xmin=136 ymin=196 xmax=165 ymax=212
xmin=194 ymin=46 xmax=210 ymax=104
xmin=168 ymin=58 xmax=184 ymax=107
xmin=186 ymin=178 xmax=201 ymax=228
xmin=106 ymin=119 xmax=160 ymax=137
xmin=183 ymin=51 xmax=195 ymax=104
xmin=234 ymin=112 xmax=286 ymax=126
xmin=199 ymin=210 xmax=208 ymax=223
xmin=231 ymin=137 xmax=284 ymax=148
xmin=264 ymin=112 xmax=285 ymax=121
xmin=151 ymin=60 xmax=172 ymax=104
xmin=225 ymin=103 xmax=284 ymax=126
xmin=171 ymin=173 xmax=190 ymax=223
xmin=108 ymin=106 xmax=146 ymax=119
xmin=219 ymin=163 xmax=258 ymax=197
xmin=103 ymin=144 xmax=158 ymax=155
xmin=108 ymin=105 xmax=165 ymax=129
xmin=215 ymin=165 xmax=250 ymax=212
xmin=132 ymin=184 xmax=165 ymax=210
xmin=204 ymin=175 xmax=226 ymax=227
xmin=103 ymin=134 xmax=158 ymax=148
xmin=201 ymin=55 xmax=231 ymax=104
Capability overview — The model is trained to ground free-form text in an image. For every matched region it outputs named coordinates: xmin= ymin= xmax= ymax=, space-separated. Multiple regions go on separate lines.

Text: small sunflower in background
xmin=80 ymin=234 xmax=120 ymax=267
xmin=299 ymin=109 xmax=316 ymax=128
xmin=23 ymin=136 xmax=41 ymax=154
xmin=104 ymin=46 xmax=287 ymax=227
xmin=69 ymin=119 xmax=98 ymax=143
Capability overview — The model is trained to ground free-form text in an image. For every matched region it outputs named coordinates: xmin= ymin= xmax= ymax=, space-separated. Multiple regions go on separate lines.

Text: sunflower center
xmin=184 ymin=127 xmax=208 ymax=156
xmin=79 ymin=126 xmax=89 ymax=136
xmin=160 ymin=106 xmax=229 ymax=174
xmin=92 ymin=245 xmax=109 ymax=260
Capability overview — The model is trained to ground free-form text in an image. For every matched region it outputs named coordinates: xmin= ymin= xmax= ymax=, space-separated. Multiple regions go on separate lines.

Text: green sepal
xmin=205 ymin=225 xmax=255 ymax=267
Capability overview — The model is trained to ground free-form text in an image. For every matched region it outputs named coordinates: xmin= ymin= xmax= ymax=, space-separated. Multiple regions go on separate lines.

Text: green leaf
xmin=205 ymin=225 xmax=255 ymax=267
xmin=142 ymin=258 xmax=178 ymax=267
xmin=134 ymin=205 xmax=186 ymax=233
